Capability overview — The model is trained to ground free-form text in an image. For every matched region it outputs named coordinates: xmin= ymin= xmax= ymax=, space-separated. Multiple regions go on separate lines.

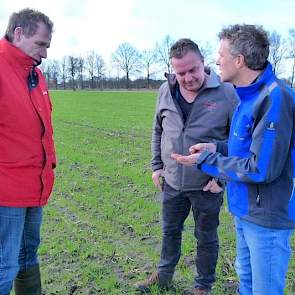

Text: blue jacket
xmin=197 ymin=62 xmax=295 ymax=229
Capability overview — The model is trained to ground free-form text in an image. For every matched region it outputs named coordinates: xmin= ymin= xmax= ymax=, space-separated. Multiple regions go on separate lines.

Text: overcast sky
xmin=1 ymin=0 xmax=295 ymax=68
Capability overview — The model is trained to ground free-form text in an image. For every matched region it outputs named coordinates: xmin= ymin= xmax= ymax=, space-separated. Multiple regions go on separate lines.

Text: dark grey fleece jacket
xmin=151 ymin=70 xmax=238 ymax=191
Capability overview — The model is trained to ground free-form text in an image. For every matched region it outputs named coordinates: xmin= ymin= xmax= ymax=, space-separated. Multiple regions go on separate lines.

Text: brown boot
xmin=134 ymin=272 xmax=171 ymax=292
xmin=194 ymin=287 xmax=211 ymax=295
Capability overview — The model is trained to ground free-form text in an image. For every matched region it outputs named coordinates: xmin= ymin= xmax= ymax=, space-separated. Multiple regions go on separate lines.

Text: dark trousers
xmin=157 ymin=184 xmax=223 ymax=289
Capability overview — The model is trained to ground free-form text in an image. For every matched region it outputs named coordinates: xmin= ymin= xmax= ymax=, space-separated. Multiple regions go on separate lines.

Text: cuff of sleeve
xmin=152 ymin=164 xmax=164 ymax=171
xmin=215 ymin=142 xmax=222 ymax=153
xmin=213 ymin=177 xmax=226 ymax=188
xmin=196 ymin=150 xmax=212 ymax=170
xmin=214 ymin=141 xmax=227 ymax=155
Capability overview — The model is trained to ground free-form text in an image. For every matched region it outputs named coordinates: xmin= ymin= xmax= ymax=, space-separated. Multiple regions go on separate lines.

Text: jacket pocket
xmin=248 ymin=183 xmax=268 ymax=218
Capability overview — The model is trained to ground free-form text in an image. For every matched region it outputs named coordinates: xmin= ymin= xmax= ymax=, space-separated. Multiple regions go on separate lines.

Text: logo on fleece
xmin=202 ymin=100 xmax=218 ymax=110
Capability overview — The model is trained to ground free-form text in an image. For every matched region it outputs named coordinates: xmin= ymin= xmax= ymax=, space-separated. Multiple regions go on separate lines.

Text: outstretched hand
xmin=171 ymin=152 xmax=201 ymax=166
xmin=171 ymin=142 xmax=217 ymax=166
xmin=189 ymin=143 xmax=216 ymax=154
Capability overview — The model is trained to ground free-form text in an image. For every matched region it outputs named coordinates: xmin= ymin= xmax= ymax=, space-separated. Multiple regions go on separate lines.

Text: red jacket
xmin=0 ymin=38 xmax=56 ymax=207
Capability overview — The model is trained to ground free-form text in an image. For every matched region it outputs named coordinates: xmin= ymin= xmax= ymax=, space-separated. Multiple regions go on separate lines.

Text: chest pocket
xmin=230 ymin=115 xmax=253 ymax=156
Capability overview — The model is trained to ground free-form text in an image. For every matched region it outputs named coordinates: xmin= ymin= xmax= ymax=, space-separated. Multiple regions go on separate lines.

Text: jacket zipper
xmin=180 ymin=126 xmax=184 ymax=189
xmin=256 ymin=185 xmax=261 ymax=206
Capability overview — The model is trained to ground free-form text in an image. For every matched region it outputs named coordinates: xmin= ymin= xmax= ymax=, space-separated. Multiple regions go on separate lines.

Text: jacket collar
xmin=0 ymin=38 xmax=35 ymax=72
xmin=204 ymin=69 xmax=221 ymax=89
xmin=235 ymin=62 xmax=274 ymax=98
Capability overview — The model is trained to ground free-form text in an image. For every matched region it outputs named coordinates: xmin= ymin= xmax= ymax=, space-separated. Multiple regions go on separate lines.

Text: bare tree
xmin=60 ymin=56 xmax=67 ymax=90
xmin=46 ymin=59 xmax=60 ymax=89
xmin=199 ymin=41 xmax=215 ymax=69
xmin=269 ymin=31 xmax=286 ymax=75
xmin=112 ymin=42 xmax=142 ymax=88
xmin=86 ymin=51 xmax=96 ymax=89
xmin=287 ymin=28 xmax=295 ymax=88
xmin=95 ymin=54 xmax=105 ymax=89
xmin=156 ymin=35 xmax=174 ymax=73
xmin=67 ymin=56 xmax=79 ymax=90
xmin=77 ymin=57 xmax=85 ymax=89
xmin=141 ymin=49 xmax=157 ymax=88
xmin=39 ymin=61 xmax=50 ymax=85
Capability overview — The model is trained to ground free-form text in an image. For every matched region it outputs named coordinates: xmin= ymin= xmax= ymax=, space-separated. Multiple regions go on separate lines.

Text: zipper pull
xmin=256 ymin=194 xmax=261 ymax=206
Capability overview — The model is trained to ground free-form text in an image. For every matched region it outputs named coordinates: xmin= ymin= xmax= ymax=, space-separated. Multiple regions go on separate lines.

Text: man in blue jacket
xmin=172 ymin=24 xmax=295 ymax=295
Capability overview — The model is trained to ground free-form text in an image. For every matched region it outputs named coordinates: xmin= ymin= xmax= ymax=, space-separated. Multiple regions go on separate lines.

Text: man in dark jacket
xmin=0 ymin=8 xmax=56 ymax=295
xmin=173 ymin=25 xmax=295 ymax=295
xmin=135 ymin=39 xmax=238 ymax=295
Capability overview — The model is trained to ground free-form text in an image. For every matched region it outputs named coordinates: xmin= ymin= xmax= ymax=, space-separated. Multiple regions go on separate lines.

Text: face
xmin=171 ymin=51 xmax=205 ymax=93
xmin=13 ymin=22 xmax=51 ymax=64
xmin=216 ymin=39 xmax=241 ymax=84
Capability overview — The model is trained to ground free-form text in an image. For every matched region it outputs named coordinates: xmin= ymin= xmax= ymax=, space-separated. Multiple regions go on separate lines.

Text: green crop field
xmin=36 ymin=90 xmax=295 ymax=295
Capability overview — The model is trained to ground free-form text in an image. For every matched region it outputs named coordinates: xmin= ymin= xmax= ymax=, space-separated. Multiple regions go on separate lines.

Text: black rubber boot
xmin=14 ymin=265 xmax=41 ymax=295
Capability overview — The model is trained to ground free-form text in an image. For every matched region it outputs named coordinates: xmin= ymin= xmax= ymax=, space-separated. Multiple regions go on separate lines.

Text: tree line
xmin=41 ymin=30 xmax=295 ymax=90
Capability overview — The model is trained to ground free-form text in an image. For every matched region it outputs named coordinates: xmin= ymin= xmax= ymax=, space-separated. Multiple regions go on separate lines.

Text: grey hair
xmin=218 ymin=24 xmax=269 ymax=70
xmin=169 ymin=38 xmax=204 ymax=62
xmin=5 ymin=8 xmax=53 ymax=42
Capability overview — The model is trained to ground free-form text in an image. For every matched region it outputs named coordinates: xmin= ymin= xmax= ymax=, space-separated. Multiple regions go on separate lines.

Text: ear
xmin=13 ymin=27 xmax=23 ymax=43
xmin=235 ymin=54 xmax=245 ymax=69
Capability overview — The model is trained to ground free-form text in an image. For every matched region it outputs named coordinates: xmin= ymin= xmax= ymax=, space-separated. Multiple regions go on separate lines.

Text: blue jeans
xmin=158 ymin=183 xmax=223 ymax=289
xmin=0 ymin=207 xmax=42 ymax=294
xmin=235 ymin=217 xmax=294 ymax=295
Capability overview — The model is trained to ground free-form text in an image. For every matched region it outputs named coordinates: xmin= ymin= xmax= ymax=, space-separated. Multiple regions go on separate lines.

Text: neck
xmin=179 ymin=73 xmax=208 ymax=102
xmin=179 ymin=86 xmax=198 ymax=102
xmin=234 ymin=68 xmax=262 ymax=87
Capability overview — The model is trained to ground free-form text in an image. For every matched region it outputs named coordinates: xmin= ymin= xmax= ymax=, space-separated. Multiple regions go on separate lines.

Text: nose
xmin=185 ymin=72 xmax=193 ymax=82
xmin=40 ymin=48 xmax=47 ymax=59
xmin=216 ymin=56 xmax=221 ymax=66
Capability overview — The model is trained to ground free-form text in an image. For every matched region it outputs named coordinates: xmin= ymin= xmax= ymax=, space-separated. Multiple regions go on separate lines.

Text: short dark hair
xmin=169 ymin=38 xmax=204 ymax=62
xmin=5 ymin=8 xmax=53 ymax=42
xmin=218 ymin=24 xmax=269 ymax=70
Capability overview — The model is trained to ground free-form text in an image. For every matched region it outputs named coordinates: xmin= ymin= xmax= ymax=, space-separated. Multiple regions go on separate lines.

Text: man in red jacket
xmin=0 ymin=8 xmax=56 ymax=295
